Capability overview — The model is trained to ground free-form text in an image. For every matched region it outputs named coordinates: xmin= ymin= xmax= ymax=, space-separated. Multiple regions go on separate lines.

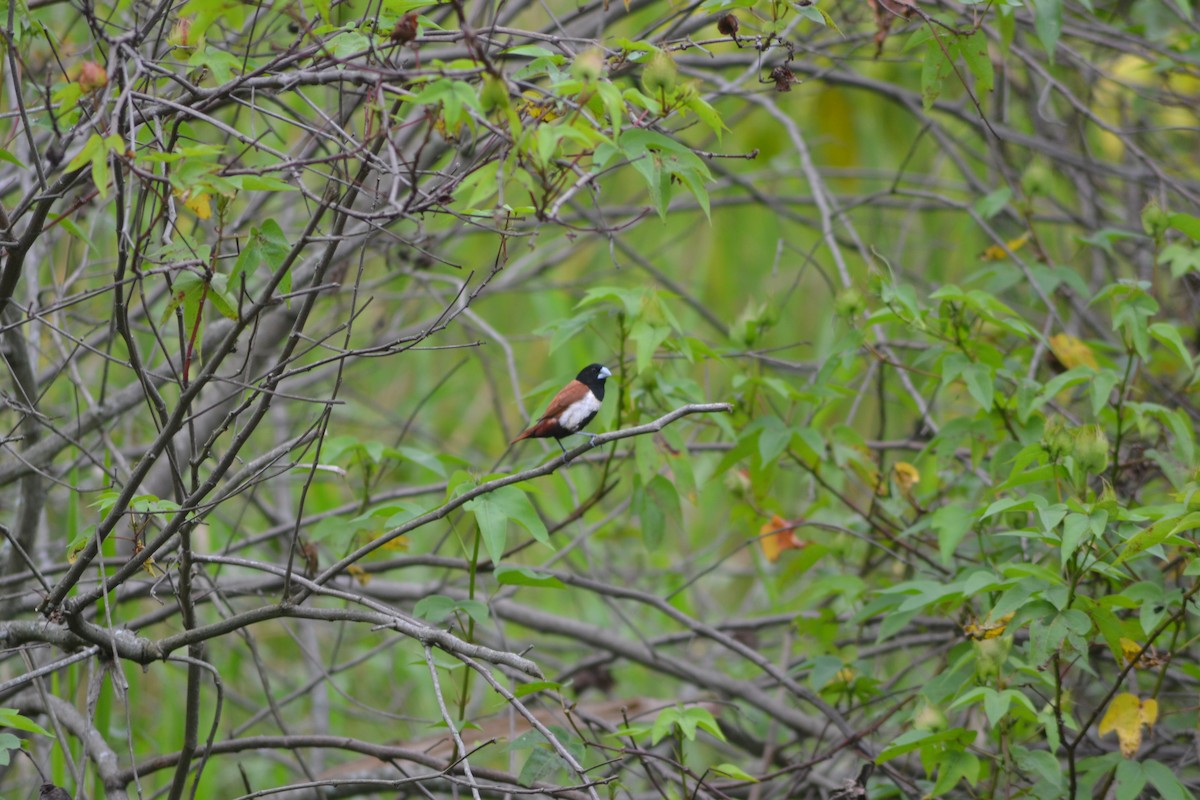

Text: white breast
xmin=557 ymin=393 xmax=601 ymax=431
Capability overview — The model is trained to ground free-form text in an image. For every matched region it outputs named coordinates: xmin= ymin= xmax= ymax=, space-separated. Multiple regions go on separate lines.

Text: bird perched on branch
xmin=513 ymin=364 xmax=612 ymax=455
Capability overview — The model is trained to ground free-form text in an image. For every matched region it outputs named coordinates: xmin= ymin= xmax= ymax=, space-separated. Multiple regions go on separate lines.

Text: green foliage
xmin=2 ymin=0 xmax=1199 ymax=794
xmin=465 ymin=485 xmax=549 ymax=562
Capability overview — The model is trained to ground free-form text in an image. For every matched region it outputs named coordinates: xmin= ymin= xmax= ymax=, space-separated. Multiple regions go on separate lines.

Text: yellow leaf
xmin=175 ymin=189 xmax=212 ymax=219
xmin=347 ymin=564 xmax=371 ymax=586
xmin=980 ymin=231 xmax=1032 ymax=261
xmin=1099 ymin=692 xmax=1156 ymax=757
xmin=368 ymin=533 xmax=409 ymax=552
xmin=963 ymin=611 xmax=1013 ymax=640
xmin=893 ymin=461 xmax=920 ymax=493
xmin=1142 ymin=698 xmax=1158 ymax=727
xmin=1049 ymin=333 xmax=1098 ymax=370
xmin=132 ymin=540 xmax=165 ymax=577
xmin=759 ymin=515 xmax=804 ymax=563
xmin=1118 ymin=636 xmax=1166 ymax=669
xmin=520 ymin=90 xmax=560 ymax=121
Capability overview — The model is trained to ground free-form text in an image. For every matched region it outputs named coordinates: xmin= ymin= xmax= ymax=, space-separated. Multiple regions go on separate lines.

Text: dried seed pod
xmin=717 ymin=13 xmax=739 ymax=38
xmin=770 ymin=65 xmax=797 ymax=92
xmin=390 ymin=12 xmax=419 ymax=44
xmin=77 ymin=61 xmax=108 ymax=92
xmin=642 ymin=49 xmax=677 ymax=95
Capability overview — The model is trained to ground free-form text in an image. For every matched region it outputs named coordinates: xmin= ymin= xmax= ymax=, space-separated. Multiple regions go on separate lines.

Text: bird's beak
xmin=599 ymin=366 xmax=612 ymax=379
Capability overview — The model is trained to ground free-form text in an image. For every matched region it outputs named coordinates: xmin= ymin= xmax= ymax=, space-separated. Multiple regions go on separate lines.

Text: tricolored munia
xmin=512 ymin=364 xmax=612 ymax=455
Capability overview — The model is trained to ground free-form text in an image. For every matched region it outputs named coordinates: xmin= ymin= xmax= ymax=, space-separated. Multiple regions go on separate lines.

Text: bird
xmin=512 ymin=364 xmax=612 ymax=455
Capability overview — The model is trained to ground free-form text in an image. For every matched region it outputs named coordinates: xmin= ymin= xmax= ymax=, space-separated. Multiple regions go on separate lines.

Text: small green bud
xmin=571 ymin=47 xmax=605 ymax=84
xmin=169 ymin=17 xmax=195 ymax=51
xmin=1020 ymin=162 xmax=1051 ymax=197
xmin=973 ymin=635 xmax=1013 ymax=682
xmin=1042 ymin=416 xmax=1072 ymax=461
xmin=1071 ymin=424 xmax=1110 ymax=476
xmin=479 ymin=75 xmax=509 ymax=113
xmin=912 ymin=698 xmax=948 ymax=732
xmin=641 ymin=50 xmax=677 ymax=95
xmin=834 ymin=287 xmax=866 ymax=318
xmin=1141 ymin=199 xmax=1170 ymax=238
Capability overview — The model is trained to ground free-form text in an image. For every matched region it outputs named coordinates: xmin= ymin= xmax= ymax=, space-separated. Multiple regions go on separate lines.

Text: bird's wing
xmin=534 ymin=380 xmax=588 ymax=422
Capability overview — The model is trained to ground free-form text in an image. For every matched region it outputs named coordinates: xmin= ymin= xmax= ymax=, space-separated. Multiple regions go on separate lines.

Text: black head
xmin=575 ymin=364 xmax=612 ymax=396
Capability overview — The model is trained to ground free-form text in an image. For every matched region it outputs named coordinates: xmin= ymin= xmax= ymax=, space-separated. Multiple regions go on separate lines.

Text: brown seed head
xmin=77 ymin=61 xmax=108 ymax=92
xmin=717 ymin=13 xmax=739 ymax=37
xmin=390 ymin=12 xmax=419 ymax=44
xmin=770 ymin=65 xmax=797 ymax=92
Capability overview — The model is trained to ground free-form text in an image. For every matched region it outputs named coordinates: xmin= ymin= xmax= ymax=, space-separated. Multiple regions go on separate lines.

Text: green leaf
xmin=1090 ymin=369 xmax=1121 ymax=416
xmin=0 ymin=708 xmax=52 ymax=737
xmin=231 ymin=219 xmax=293 ymax=296
xmin=756 ymin=416 xmax=792 ymax=465
xmin=794 ymin=4 xmax=825 ymax=24
xmin=1162 ymin=243 xmax=1200 ymax=277
xmin=502 ymin=44 xmax=559 ymax=58
xmin=596 ymin=80 xmax=625 ymax=140
xmin=681 ymin=707 xmax=726 ymax=741
xmin=963 ymin=362 xmax=995 ymax=411
xmin=413 ymin=594 xmax=489 ymax=626
xmin=257 ymin=219 xmax=293 ymax=295
xmin=650 ymin=707 xmax=682 ymax=744
xmin=514 ymin=680 xmax=562 ymax=697
xmin=382 ymin=0 xmax=439 ymax=13
xmin=1012 ymin=746 xmax=1066 ymax=788
xmin=618 ymin=129 xmax=712 ymax=220
xmin=64 ymin=131 xmax=102 ymax=172
xmin=921 ymin=38 xmax=955 ymax=112
xmin=1059 ymin=512 xmax=1091 ymax=565
xmin=1168 ymin=212 xmax=1200 ymax=242
xmin=1029 ymin=0 xmax=1061 ymax=59
xmin=1148 ymin=322 xmax=1193 ymax=370
xmin=207 ymin=274 xmax=238 ymax=320
xmin=516 ymin=743 xmax=568 ymax=785
xmin=58 ymin=216 xmax=95 ymax=249
xmin=931 ymin=749 xmax=981 ymax=795
xmin=1143 ymin=759 xmax=1193 ymax=800
xmin=188 ymin=44 xmax=242 ymax=83
xmin=711 ymin=763 xmax=758 ymax=782
xmin=974 ymin=188 xmax=1011 ymax=219
xmin=329 ymin=29 xmax=371 ymax=59
xmin=877 ymin=728 xmax=976 ymax=764
xmin=633 ymin=474 xmax=680 ymax=550
xmin=960 ymin=29 xmax=993 ymax=92
xmin=0 ymin=731 xmax=22 ymax=766
xmin=465 ymin=486 xmax=550 ymax=563
xmin=685 ymin=94 xmax=726 ymax=142
xmin=932 ymin=504 xmax=974 ymax=565
xmin=231 ymin=174 xmax=296 ymax=192
xmin=494 ymin=565 xmax=564 ymax=588
xmin=65 ymin=133 xmax=115 ymax=199
xmin=630 ymin=320 xmax=670 ymax=373
xmin=160 ymin=271 xmax=205 ymax=325
xmin=1114 ymin=759 xmax=1146 ymax=800
xmin=1114 ymin=512 xmax=1200 ymax=565
xmin=395 ymin=446 xmax=451 ymax=478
